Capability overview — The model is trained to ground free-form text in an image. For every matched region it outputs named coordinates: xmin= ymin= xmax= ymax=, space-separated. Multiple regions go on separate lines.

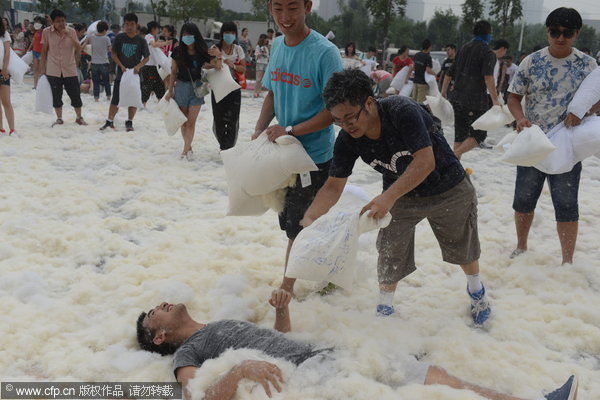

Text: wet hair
xmin=50 ymin=9 xmax=66 ymax=21
xmin=345 ymin=42 xmax=356 ymax=56
xmin=445 ymin=44 xmax=456 ymax=50
xmin=323 ymin=69 xmax=374 ymax=110
xmin=136 ymin=312 xmax=179 ymax=356
xmin=96 ymin=21 xmax=108 ymax=33
xmin=422 ymin=39 xmax=431 ymax=50
xmin=124 ymin=13 xmax=138 ymax=23
xmin=175 ymin=22 xmax=210 ymax=67
xmin=219 ymin=21 xmax=238 ymax=48
xmin=473 ymin=20 xmax=492 ymax=35
xmin=493 ymin=39 xmax=510 ymax=50
xmin=147 ymin=20 xmax=160 ymax=32
xmin=545 ymin=7 xmax=582 ymax=30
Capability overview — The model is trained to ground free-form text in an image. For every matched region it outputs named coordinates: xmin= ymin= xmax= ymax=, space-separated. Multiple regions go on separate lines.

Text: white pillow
xmin=494 ymin=131 xmax=518 ymax=153
xmin=286 ymin=188 xmax=391 ymax=290
xmin=204 ymin=67 xmax=241 ymax=103
xmin=221 ymin=132 xmax=318 ymax=197
xmin=399 ymin=81 xmax=413 ymax=97
xmin=534 ymin=122 xmax=575 ymax=174
xmin=85 ymin=20 xmax=100 ymax=39
xmin=35 ymin=75 xmax=54 ymax=114
xmin=117 ymin=69 xmax=143 ymax=109
xmin=21 ymin=51 xmax=33 ymax=66
xmin=158 ymin=96 xmax=187 ymax=136
xmin=472 ymin=105 xmax=515 ymax=131
xmin=0 ymin=48 xmax=28 ymax=84
xmin=571 ymin=115 xmax=600 ymax=160
xmin=501 ymin=125 xmax=556 ymax=166
xmin=425 ymin=95 xmax=453 ymax=126
xmin=389 ymin=66 xmax=409 ymax=91
xmin=425 ymin=73 xmax=440 ymax=97
xmin=567 ymin=68 xmax=600 ymax=119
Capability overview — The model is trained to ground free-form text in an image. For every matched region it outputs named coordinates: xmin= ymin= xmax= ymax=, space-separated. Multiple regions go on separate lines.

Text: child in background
xmin=81 ymin=21 xmax=112 ymax=102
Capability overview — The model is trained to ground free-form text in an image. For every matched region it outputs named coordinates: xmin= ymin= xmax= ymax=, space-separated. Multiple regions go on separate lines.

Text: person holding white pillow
xmin=165 ymin=23 xmax=222 ymax=161
xmin=0 ymin=18 xmax=16 ymax=135
xmin=507 ymin=7 xmax=597 ymax=264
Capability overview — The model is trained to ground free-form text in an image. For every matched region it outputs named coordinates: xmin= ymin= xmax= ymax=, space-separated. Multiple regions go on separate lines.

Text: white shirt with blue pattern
xmin=508 ymin=47 xmax=597 ymax=132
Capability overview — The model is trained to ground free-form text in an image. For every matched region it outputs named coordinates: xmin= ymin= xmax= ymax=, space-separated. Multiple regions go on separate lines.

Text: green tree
xmin=35 ymin=0 xmax=65 ymax=13
xmin=489 ymin=0 xmax=522 ymax=37
xmin=427 ymin=9 xmax=460 ymax=50
xmin=168 ymin=0 xmax=219 ymax=23
xmin=461 ymin=0 xmax=483 ymax=39
xmin=365 ymin=0 xmax=406 ymax=55
xmin=575 ymin=25 xmax=597 ymax=54
xmin=329 ymin=0 xmax=377 ymax=50
xmin=251 ymin=0 xmax=270 ymax=21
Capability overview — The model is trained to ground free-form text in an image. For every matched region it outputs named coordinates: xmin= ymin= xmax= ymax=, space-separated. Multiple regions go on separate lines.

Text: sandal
xmin=51 ymin=119 xmax=64 ymax=127
xmin=0 ymin=128 xmax=5 ymax=134
xmin=75 ymin=117 xmax=88 ymax=126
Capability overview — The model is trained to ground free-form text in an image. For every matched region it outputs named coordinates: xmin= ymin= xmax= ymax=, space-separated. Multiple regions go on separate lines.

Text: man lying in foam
xmin=136 ymin=289 xmax=577 ymax=400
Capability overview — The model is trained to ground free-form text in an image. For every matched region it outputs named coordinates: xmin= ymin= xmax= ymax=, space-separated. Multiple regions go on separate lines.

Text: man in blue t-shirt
xmin=252 ymin=0 xmax=343 ymax=300
xmin=301 ymin=70 xmax=491 ymax=325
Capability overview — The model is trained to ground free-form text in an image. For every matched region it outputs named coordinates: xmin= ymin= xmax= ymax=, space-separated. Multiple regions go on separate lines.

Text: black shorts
xmin=451 ymin=102 xmax=487 ymax=144
xmin=279 ymin=160 xmax=331 ymax=240
xmin=111 ymin=78 xmax=121 ymax=106
xmin=46 ymin=75 xmax=82 ymax=109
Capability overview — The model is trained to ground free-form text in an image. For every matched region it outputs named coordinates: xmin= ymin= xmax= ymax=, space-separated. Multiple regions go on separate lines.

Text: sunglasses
xmin=548 ymin=28 xmax=576 ymax=39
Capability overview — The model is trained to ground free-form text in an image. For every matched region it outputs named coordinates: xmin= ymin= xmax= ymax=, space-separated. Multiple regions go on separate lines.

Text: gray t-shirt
xmin=89 ymin=34 xmax=111 ymax=65
xmin=172 ymin=320 xmax=319 ymax=376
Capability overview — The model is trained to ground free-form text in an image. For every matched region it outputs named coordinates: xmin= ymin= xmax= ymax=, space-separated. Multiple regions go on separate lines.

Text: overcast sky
xmin=312 ymin=0 xmax=600 ymax=21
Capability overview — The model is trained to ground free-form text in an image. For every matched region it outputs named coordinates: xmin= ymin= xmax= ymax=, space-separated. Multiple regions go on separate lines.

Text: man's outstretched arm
xmin=270 ymin=289 xmax=292 ymax=332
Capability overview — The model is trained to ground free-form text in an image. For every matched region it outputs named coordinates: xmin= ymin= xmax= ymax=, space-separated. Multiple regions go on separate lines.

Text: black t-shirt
xmin=440 ymin=57 xmax=453 ymax=74
xmin=329 ymin=96 xmax=465 ymax=197
xmin=113 ymin=33 xmax=149 ymax=78
xmin=412 ymin=51 xmax=432 ymax=84
xmin=171 ymin=46 xmax=211 ymax=82
xmin=446 ymin=39 xmax=496 ymax=110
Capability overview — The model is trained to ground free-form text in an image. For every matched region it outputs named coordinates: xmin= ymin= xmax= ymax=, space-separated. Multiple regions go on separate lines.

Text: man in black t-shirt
xmin=302 ymin=69 xmax=490 ymax=325
xmin=410 ymin=38 xmax=434 ymax=103
xmin=438 ymin=43 xmax=456 ymax=89
xmin=99 ymin=13 xmax=149 ymax=132
xmin=441 ymin=21 xmax=500 ymax=159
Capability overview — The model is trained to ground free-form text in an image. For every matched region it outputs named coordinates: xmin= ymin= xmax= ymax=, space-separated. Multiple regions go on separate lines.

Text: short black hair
xmin=147 ymin=21 xmax=160 ymax=32
xmin=136 ymin=312 xmax=179 ymax=356
xmin=445 ymin=44 xmax=456 ymax=50
xmin=398 ymin=45 xmax=408 ymax=55
xmin=503 ymin=55 xmax=513 ymax=60
xmin=111 ymin=23 xmax=120 ymax=31
xmin=545 ymin=7 xmax=582 ymax=30
xmin=422 ymin=39 xmax=431 ymax=50
xmin=267 ymin=28 xmax=274 ymax=34
xmin=473 ymin=20 xmax=492 ymax=35
xmin=97 ymin=21 xmax=108 ymax=33
xmin=50 ymin=9 xmax=66 ymax=20
xmin=323 ymin=69 xmax=374 ymax=110
xmin=367 ymin=46 xmax=376 ymax=53
xmin=124 ymin=13 xmax=138 ymax=23
xmin=493 ymin=39 xmax=510 ymax=50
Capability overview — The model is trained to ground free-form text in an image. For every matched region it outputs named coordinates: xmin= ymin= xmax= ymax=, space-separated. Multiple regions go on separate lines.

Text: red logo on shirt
xmin=271 ymin=68 xmax=312 ymax=88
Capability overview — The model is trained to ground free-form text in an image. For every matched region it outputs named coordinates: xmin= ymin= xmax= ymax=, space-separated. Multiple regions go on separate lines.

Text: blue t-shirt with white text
xmin=263 ymin=30 xmax=343 ymax=164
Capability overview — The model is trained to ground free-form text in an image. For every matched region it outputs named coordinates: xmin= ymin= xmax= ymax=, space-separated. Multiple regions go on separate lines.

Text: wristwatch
xmin=286 ymin=125 xmax=294 ymax=136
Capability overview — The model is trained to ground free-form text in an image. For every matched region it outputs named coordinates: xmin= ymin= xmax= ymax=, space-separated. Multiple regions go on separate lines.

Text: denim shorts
xmin=32 ymin=50 xmax=41 ymax=60
xmin=174 ymin=80 xmax=205 ymax=108
xmin=513 ymin=163 xmax=582 ymax=222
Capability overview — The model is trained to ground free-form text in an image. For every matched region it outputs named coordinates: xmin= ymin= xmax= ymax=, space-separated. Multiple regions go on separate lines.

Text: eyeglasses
xmin=548 ymin=28 xmax=576 ymax=39
xmin=333 ymin=105 xmax=365 ymax=127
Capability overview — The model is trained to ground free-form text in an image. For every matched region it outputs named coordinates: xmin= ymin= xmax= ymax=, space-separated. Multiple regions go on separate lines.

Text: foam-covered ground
xmin=1 ymin=78 xmax=599 ymax=399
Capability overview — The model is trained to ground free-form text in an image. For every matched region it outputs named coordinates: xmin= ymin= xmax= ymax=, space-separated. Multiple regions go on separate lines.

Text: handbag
xmin=187 ymin=67 xmax=210 ymax=98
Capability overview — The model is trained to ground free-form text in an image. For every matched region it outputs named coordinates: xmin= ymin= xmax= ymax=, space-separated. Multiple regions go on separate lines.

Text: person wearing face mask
xmin=441 ymin=20 xmax=501 ymax=160
xmin=210 ymin=22 xmax=245 ymax=150
xmin=165 ymin=23 xmax=222 ymax=160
